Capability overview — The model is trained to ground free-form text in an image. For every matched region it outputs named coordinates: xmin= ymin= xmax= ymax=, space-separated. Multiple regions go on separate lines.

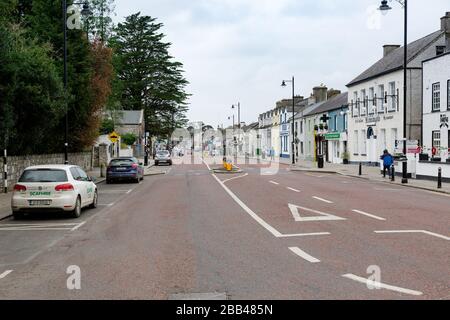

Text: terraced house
xmin=346 ymin=12 xmax=449 ymax=168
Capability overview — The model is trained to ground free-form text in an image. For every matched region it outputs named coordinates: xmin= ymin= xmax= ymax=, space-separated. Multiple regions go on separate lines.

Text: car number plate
xmin=116 ymin=167 xmax=128 ymax=171
xmin=29 ymin=200 xmax=52 ymax=206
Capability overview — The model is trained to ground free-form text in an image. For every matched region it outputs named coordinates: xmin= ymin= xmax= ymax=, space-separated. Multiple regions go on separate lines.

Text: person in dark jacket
xmin=380 ymin=149 xmax=394 ymax=178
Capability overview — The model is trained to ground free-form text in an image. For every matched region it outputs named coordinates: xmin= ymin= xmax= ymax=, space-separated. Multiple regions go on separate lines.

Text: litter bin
xmin=317 ymin=154 xmax=324 ymax=169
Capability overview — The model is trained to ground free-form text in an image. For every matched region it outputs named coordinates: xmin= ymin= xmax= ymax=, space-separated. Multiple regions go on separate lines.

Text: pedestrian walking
xmin=380 ymin=149 xmax=394 ymax=178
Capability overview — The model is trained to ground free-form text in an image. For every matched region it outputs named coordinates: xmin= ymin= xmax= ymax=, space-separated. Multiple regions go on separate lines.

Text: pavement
xmin=0 ymin=155 xmax=448 ymax=299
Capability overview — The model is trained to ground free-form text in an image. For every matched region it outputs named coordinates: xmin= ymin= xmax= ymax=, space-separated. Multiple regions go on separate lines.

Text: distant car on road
xmin=11 ymin=165 xmax=98 ymax=219
xmin=155 ymin=150 xmax=172 ymax=166
xmin=106 ymin=157 xmax=144 ymax=184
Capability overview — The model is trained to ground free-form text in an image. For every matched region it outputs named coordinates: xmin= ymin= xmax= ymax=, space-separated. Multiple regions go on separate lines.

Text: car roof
xmin=24 ymin=165 xmax=77 ymax=170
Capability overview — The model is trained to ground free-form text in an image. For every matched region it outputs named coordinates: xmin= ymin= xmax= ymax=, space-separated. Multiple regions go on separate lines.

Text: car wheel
xmin=155 ymin=161 xmax=159 ymax=166
xmin=71 ymin=196 xmax=82 ymax=218
xmin=89 ymin=190 xmax=98 ymax=209
xmin=13 ymin=212 xmax=24 ymax=220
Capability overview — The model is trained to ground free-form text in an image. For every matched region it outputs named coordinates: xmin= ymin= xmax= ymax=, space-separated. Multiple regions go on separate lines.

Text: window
xmin=391 ymin=128 xmax=398 ymax=151
xmin=432 ymin=131 xmax=441 ymax=150
xmin=334 ymin=115 xmax=338 ymax=131
xmin=353 ymin=130 xmax=359 ymax=155
xmin=361 ymin=129 xmax=367 ymax=155
xmin=300 ymin=120 xmax=303 ymax=134
xmin=70 ymin=168 xmax=81 ymax=181
xmin=19 ymin=169 xmax=68 ymax=183
xmin=432 ymin=82 xmax=440 ymax=112
xmin=77 ymin=168 xmax=89 ymax=181
xmin=360 ymin=90 xmax=366 ymax=116
xmin=447 ymin=80 xmax=450 ymax=110
xmin=368 ymin=87 xmax=375 ymax=114
xmin=353 ymin=92 xmax=359 ymax=117
xmin=378 ymin=84 xmax=385 ymax=113
xmin=436 ymin=46 xmax=446 ymax=56
xmin=388 ymin=82 xmax=396 ymax=111
xmin=300 ymin=142 xmax=304 ymax=155
xmin=343 ymin=113 xmax=347 ymax=131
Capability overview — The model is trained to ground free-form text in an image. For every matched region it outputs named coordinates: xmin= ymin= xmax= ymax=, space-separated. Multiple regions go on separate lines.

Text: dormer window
xmin=436 ymin=46 xmax=446 ymax=56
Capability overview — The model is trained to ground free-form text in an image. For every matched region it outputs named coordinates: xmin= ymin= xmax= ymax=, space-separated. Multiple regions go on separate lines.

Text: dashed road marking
xmin=374 ymin=230 xmax=450 ymax=241
xmin=287 ymin=187 xmax=301 ymax=193
xmin=269 ymin=181 xmax=280 ymax=185
xmin=0 ymin=270 xmax=13 ymax=279
xmin=352 ymin=210 xmax=386 ymax=221
xmin=312 ymin=196 xmax=333 ymax=204
xmin=222 ymin=173 xmax=249 ymax=184
xmin=289 ymin=247 xmax=320 ymax=263
xmin=342 ymin=274 xmax=423 ymax=296
xmin=70 ymin=221 xmax=86 ymax=232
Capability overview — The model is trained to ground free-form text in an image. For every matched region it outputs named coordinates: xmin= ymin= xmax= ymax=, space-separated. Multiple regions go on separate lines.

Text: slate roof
xmin=347 ymin=30 xmax=444 ymax=87
xmin=306 ymin=92 xmax=349 ymax=116
xmin=116 ymin=110 xmax=144 ymax=125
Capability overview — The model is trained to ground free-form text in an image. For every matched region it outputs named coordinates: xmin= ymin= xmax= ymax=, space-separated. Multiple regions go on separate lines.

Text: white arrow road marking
xmin=0 ymin=270 xmax=13 ymax=279
xmin=289 ymin=247 xmax=320 ymax=263
xmin=342 ymin=274 xmax=423 ymax=296
xmin=312 ymin=196 xmax=334 ymax=204
xmin=352 ymin=210 xmax=386 ymax=221
xmin=374 ymin=230 xmax=450 ymax=241
xmin=288 ymin=204 xmax=346 ymax=222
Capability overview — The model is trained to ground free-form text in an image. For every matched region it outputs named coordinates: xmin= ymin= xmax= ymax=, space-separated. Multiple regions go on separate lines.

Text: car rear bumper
xmin=107 ymin=172 xmax=139 ymax=179
xmin=11 ymin=193 xmax=77 ymax=212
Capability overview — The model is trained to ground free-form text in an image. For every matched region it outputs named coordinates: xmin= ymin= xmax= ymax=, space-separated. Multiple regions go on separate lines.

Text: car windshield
xmin=110 ymin=159 xmax=135 ymax=166
xmin=157 ymin=151 xmax=169 ymax=156
xmin=19 ymin=169 xmax=68 ymax=183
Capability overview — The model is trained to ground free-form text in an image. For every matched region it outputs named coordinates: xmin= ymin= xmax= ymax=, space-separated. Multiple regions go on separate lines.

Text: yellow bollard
xmin=226 ymin=163 xmax=232 ymax=171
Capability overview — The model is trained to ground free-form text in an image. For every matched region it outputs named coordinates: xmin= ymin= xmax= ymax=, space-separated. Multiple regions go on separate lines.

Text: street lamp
xmin=281 ymin=77 xmax=296 ymax=165
xmin=232 ymin=103 xmax=241 ymax=155
xmin=62 ymin=0 xmax=92 ymax=164
xmin=379 ymin=0 xmax=408 ymax=184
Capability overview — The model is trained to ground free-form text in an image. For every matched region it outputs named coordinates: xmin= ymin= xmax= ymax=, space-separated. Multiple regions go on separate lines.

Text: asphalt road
xmin=0 ymin=157 xmax=448 ymax=299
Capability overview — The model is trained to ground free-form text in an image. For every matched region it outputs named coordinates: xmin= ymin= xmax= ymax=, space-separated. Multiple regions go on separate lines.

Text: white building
xmin=416 ymin=49 xmax=450 ymax=179
xmin=347 ymin=13 xmax=448 ymax=168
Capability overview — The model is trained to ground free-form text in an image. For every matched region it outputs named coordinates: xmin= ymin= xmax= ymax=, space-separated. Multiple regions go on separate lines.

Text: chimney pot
xmin=441 ymin=12 xmax=450 ymax=52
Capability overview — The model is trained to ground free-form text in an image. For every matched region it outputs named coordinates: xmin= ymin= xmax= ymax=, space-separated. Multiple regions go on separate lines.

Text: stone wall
xmin=0 ymin=152 xmax=93 ymax=192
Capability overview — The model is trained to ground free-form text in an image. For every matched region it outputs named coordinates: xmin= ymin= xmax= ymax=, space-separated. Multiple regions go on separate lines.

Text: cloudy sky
xmin=113 ymin=0 xmax=449 ymax=127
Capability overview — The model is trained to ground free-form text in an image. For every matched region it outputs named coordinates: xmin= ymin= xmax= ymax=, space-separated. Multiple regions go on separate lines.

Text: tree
xmin=121 ymin=133 xmax=137 ymax=146
xmin=0 ymin=24 xmax=66 ymax=155
xmin=110 ymin=12 xmax=190 ymax=142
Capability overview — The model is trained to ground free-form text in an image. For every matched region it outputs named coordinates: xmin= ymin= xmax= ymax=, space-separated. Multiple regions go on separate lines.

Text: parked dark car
xmin=106 ymin=157 xmax=144 ymax=184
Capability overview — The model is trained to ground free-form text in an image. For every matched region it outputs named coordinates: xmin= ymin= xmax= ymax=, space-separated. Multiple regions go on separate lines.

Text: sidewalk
xmin=0 ymin=159 xmax=158 ymax=220
xmin=291 ymin=160 xmax=450 ymax=194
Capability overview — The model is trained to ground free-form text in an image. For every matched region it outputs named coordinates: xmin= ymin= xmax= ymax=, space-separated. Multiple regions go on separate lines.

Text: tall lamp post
xmin=281 ymin=77 xmax=296 ymax=165
xmin=62 ymin=0 xmax=92 ymax=164
xmin=379 ymin=0 xmax=408 ymax=184
xmin=232 ymin=103 xmax=241 ymax=155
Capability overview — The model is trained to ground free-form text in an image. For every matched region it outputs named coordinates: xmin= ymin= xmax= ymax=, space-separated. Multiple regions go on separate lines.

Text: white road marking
xmin=374 ymin=230 xmax=450 ymax=241
xmin=279 ymin=232 xmax=330 ymax=238
xmin=269 ymin=181 xmax=280 ymax=185
xmin=0 ymin=223 xmax=79 ymax=227
xmin=352 ymin=210 xmax=386 ymax=221
xmin=374 ymin=188 xmax=402 ymax=191
xmin=288 ymin=204 xmax=346 ymax=222
xmin=0 ymin=270 xmax=13 ymax=279
xmin=70 ymin=221 xmax=86 ymax=232
xmin=126 ymin=189 xmax=132 ymax=194
xmin=289 ymin=247 xmax=320 ymax=263
xmin=287 ymin=187 xmax=301 ymax=193
xmin=312 ymin=196 xmax=334 ymax=204
xmin=99 ymin=190 xmax=132 ymax=194
xmin=0 ymin=228 xmax=73 ymax=231
xmin=342 ymin=274 xmax=423 ymax=296
xmin=222 ymin=173 xmax=249 ymax=184
xmin=211 ymin=172 xmax=330 ymax=238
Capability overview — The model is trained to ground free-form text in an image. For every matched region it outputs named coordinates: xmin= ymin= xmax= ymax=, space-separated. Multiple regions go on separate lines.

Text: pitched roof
xmin=347 ymin=30 xmax=444 ymax=87
xmin=116 ymin=110 xmax=144 ymax=125
xmin=306 ymin=92 xmax=349 ymax=116
xmin=291 ymin=101 xmax=327 ymax=120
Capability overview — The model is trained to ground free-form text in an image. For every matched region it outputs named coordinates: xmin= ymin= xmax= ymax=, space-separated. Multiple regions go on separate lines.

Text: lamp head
xmin=281 ymin=81 xmax=287 ymax=87
xmin=379 ymin=0 xmax=392 ymax=15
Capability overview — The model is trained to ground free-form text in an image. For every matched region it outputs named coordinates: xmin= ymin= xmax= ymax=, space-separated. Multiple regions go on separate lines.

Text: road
xmin=0 ymin=157 xmax=448 ymax=299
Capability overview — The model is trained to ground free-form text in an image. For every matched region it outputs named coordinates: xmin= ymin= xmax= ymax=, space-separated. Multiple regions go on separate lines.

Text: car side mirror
xmin=89 ymin=176 xmax=97 ymax=182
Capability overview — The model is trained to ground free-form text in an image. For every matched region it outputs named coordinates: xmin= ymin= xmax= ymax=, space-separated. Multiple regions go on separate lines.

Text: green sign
xmin=324 ymin=133 xmax=341 ymax=141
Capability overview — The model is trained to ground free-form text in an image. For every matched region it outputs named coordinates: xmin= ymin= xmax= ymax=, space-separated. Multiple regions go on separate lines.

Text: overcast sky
xmin=113 ymin=0 xmax=449 ymax=128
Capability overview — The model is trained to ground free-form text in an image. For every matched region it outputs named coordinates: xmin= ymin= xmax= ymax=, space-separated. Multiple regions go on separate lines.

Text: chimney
xmin=383 ymin=45 xmax=400 ymax=57
xmin=313 ymin=85 xmax=328 ymax=103
xmin=441 ymin=12 xmax=450 ymax=52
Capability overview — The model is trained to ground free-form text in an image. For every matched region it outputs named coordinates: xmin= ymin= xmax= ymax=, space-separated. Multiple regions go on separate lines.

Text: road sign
xmin=109 ymin=131 xmax=120 ymax=143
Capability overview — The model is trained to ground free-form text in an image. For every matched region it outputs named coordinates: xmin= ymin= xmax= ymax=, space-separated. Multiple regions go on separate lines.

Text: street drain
xmin=168 ymin=292 xmax=227 ymax=300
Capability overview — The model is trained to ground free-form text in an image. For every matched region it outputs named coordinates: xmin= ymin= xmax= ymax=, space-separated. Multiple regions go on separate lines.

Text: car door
xmin=69 ymin=167 xmax=85 ymax=205
xmin=76 ymin=167 xmax=93 ymax=206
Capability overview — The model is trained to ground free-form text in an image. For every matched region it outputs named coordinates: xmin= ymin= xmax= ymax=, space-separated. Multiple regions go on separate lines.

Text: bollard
xmin=359 ymin=162 xmax=362 ymax=176
xmin=438 ymin=167 xmax=442 ymax=189
xmin=391 ymin=164 xmax=395 ymax=181
xmin=100 ymin=163 xmax=105 ymax=178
